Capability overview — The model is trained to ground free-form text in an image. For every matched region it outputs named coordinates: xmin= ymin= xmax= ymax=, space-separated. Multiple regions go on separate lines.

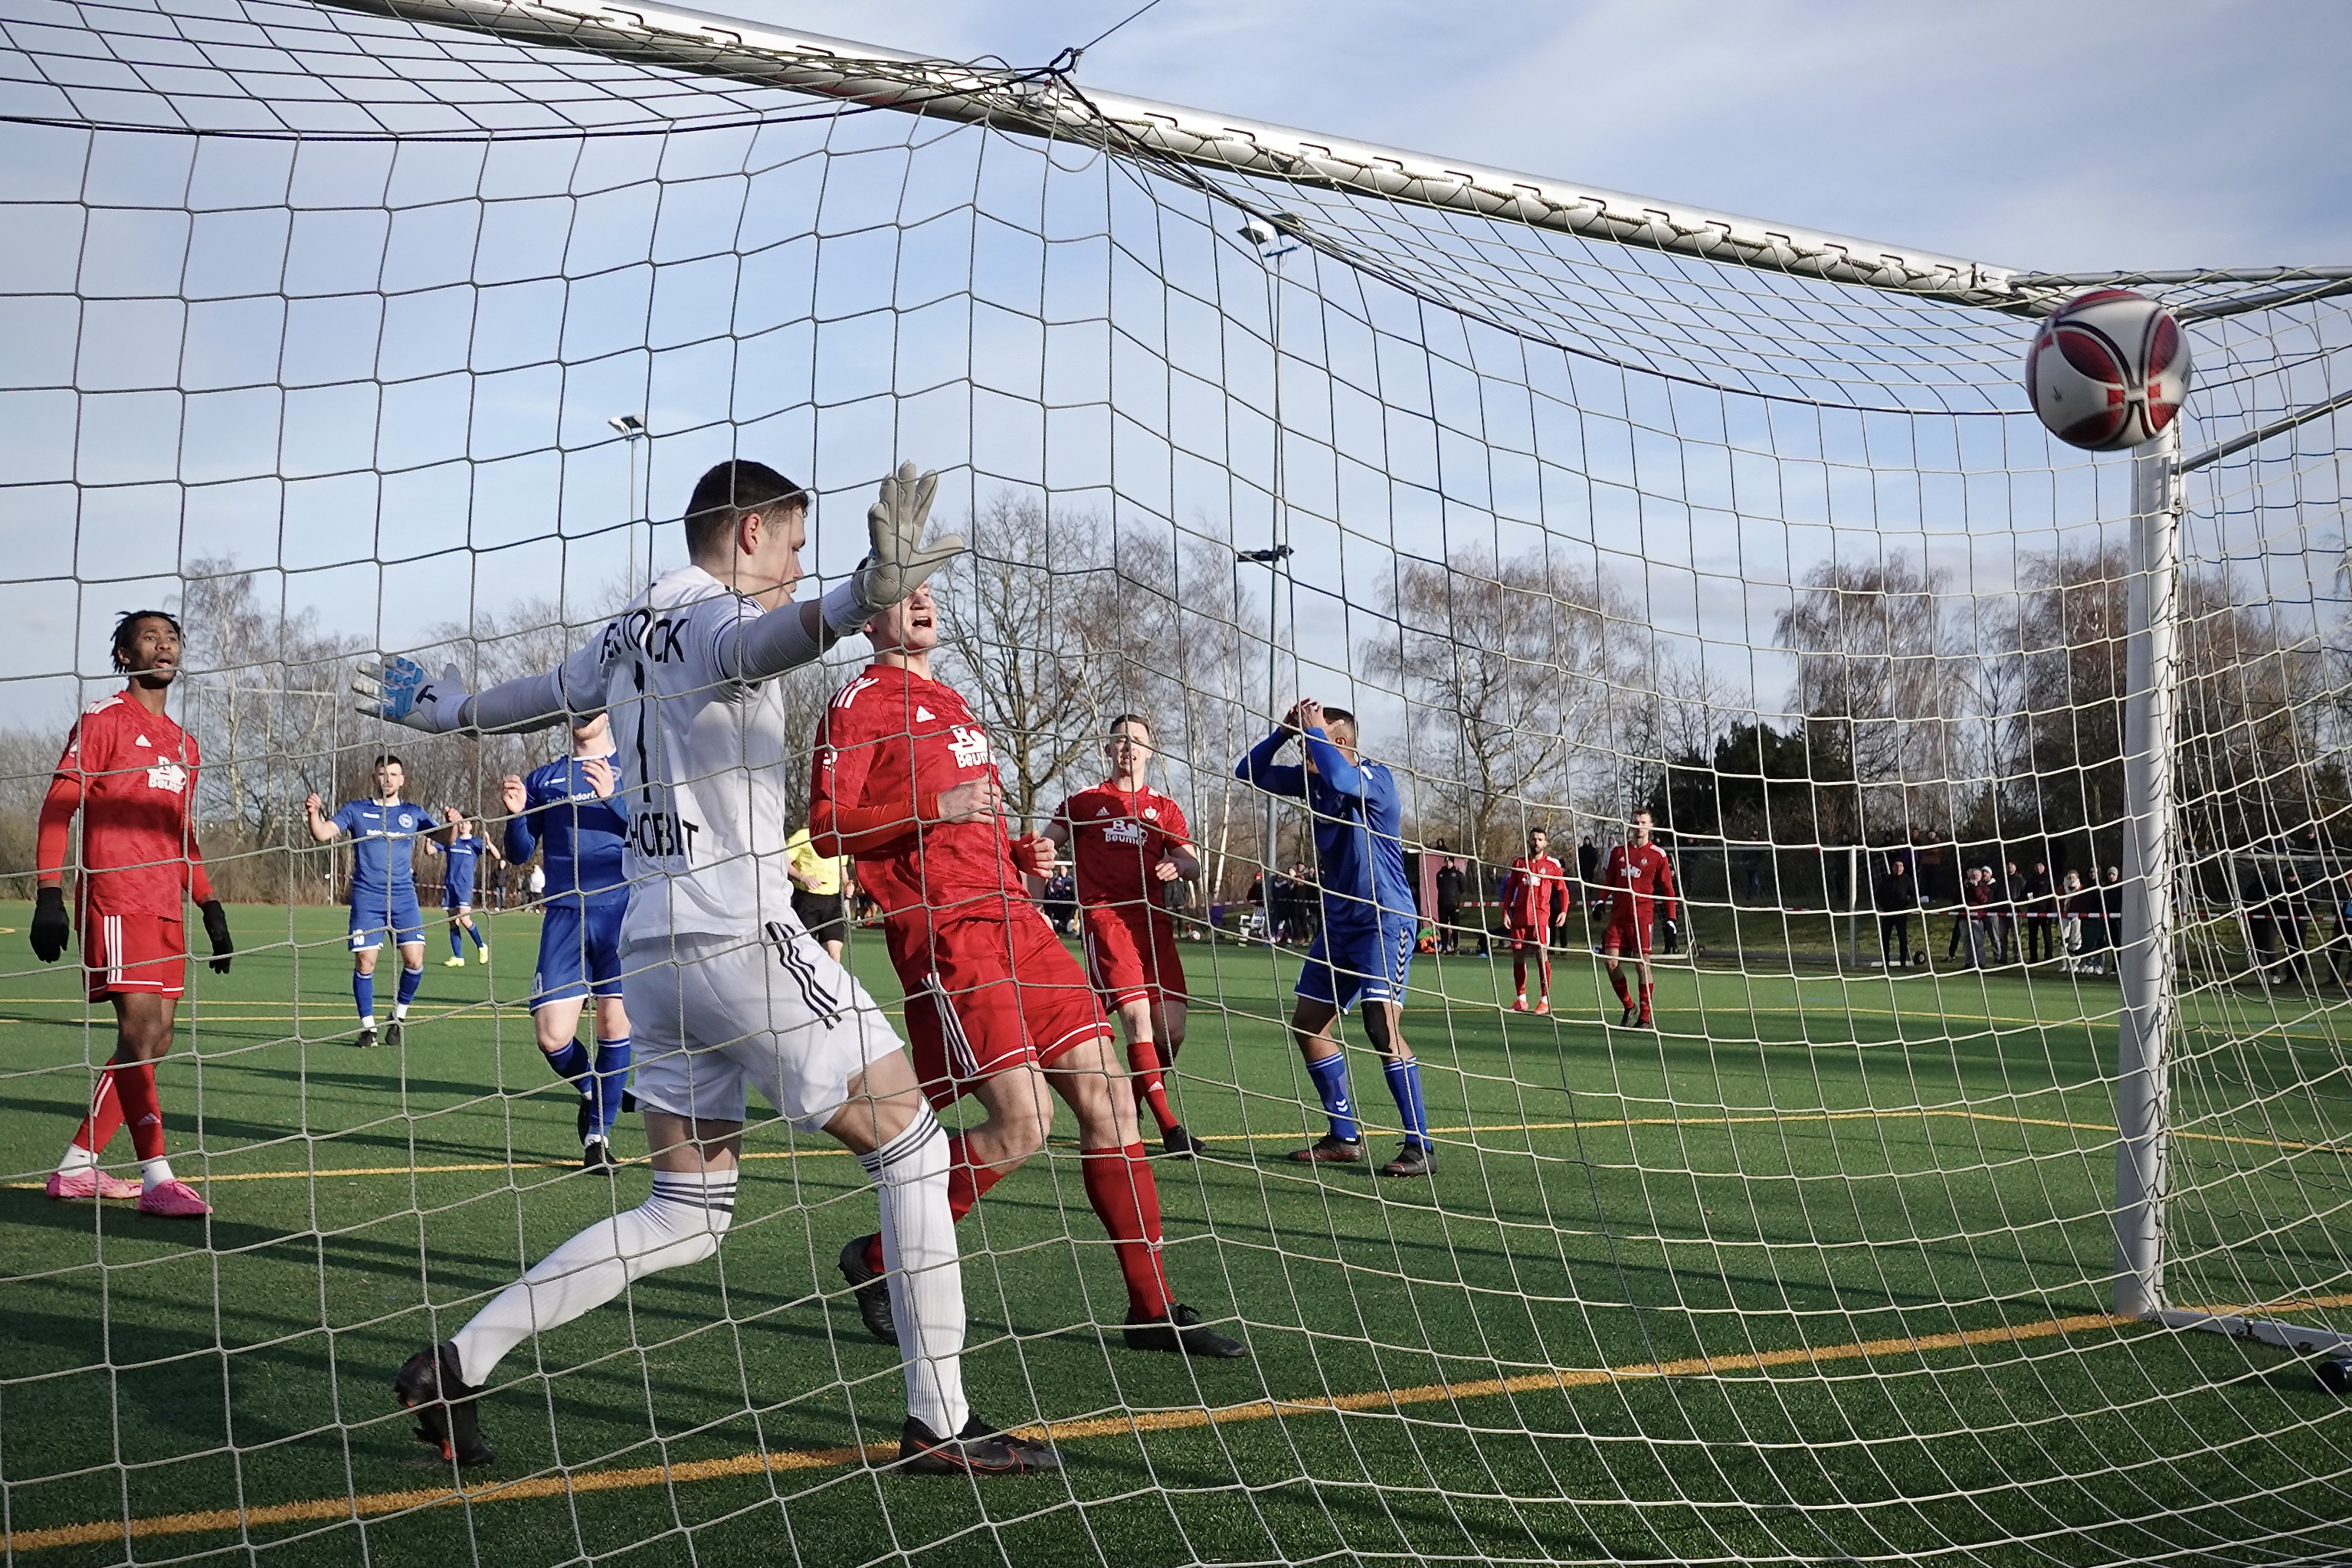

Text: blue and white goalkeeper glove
xmin=355 ymin=655 xmax=472 ymax=733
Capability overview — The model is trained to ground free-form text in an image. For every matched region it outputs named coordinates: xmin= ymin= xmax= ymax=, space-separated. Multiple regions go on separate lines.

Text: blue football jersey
xmin=506 ymin=755 xmax=629 ymax=906
xmin=1237 ymin=727 xmax=1414 ymax=927
xmin=330 ymin=798 xmax=438 ymax=894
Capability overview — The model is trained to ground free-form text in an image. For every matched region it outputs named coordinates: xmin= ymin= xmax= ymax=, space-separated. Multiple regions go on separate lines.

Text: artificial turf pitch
xmin=2 ymin=902 xmax=2349 ymax=1566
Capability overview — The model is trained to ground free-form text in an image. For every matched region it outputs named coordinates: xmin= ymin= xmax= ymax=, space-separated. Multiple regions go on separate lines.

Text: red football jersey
xmin=1502 ymin=853 xmax=1570 ymax=928
xmin=40 ymin=692 xmax=211 ymax=917
xmin=1054 ymin=781 xmax=1191 ymax=913
xmin=809 ymin=663 xmax=1021 ymax=957
xmin=1601 ymin=840 xmax=1677 ymax=922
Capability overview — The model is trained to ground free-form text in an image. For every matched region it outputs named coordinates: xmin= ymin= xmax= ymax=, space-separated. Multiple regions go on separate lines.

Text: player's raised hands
xmin=581 ymin=756 xmax=616 ymax=799
xmin=304 ymin=792 xmax=324 ymax=817
xmin=355 ymin=655 xmax=472 ymax=734
xmin=855 ymin=462 xmax=964 ymax=613
xmin=1296 ymin=700 xmax=1326 ymax=733
xmin=934 ymin=774 xmax=1002 ymax=825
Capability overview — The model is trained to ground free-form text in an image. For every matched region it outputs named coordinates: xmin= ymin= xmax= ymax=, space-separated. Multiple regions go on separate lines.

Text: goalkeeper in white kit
xmin=359 ymin=458 xmax=1058 ymax=1476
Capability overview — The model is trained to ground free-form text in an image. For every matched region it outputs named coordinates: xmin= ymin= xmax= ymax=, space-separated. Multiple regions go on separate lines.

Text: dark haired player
xmin=306 ymin=755 xmax=448 ymax=1049
xmin=32 ymin=610 xmax=234 ymax=1217
xmin=1043 ymin=714 xmax=1202 ymax=1158
xmin=1501 ymin=828 xmax=1571 ymax=1013
xmin=1599 ymin=809 xmax=1678 ymax=1029
xmin=1237 ymin=701 xmax=1434 ymax=1178
xmin=428 ymin=807 xmax=498 ymax=967
xmin=815 ymin=587 xmax=1243 ymax=1359
xmin=361 ymin=459 xmax=1054 ymax=1476
xmin=501 ymin=715 xmax=633 ymax=1170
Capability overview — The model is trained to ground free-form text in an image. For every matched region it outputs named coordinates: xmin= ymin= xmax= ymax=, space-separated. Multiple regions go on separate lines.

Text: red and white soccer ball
xmin=2023 ymin=288 xmax=2191 ymax=451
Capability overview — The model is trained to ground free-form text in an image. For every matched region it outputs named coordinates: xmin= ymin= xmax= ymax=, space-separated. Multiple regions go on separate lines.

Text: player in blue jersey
xmin=1236 ymin=701 xmax=1434 ymax=1177
xmin=427 ymin=809 xmax=500 ymax=967
xmin=306 ymin=755 xmax=453 ymax=1050
xmin=500 ymin=714 xmax=633 ymax=1170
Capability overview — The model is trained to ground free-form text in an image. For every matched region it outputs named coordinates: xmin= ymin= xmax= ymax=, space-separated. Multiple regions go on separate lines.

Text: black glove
xmin=31 ymin=885 xmax=69 ymax=964
xmin=199 ymin=899 xmax=234 ymax=974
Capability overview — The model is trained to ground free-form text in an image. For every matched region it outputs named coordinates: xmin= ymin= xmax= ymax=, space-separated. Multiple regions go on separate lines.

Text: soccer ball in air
xmin=2023 ymin=288 xmax=2191 ymax=451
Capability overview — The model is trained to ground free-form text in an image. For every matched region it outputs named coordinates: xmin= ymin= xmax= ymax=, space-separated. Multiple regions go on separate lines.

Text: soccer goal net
xmin=4 ymin=0 xmax=2351 ymax=1561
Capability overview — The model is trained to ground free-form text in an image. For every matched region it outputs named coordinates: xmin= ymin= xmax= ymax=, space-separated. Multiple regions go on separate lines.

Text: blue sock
xmin=352 ymin=972 xmax=375 ymax=1020
xmin=1305 ymin=1052 xmax=1359 ymax=1142
xmin=396 ymin=964 xmax=422 ymax=1007
xmin=591 ymin=1036 xmax=632 ymax=1135
xmin=544 ymin=1039 xmax=590 ymax=1085
xmin=1383 ymin=1058 xmax=1430 ymax=1150
xmin=450 ymin=926 xmax=465 ymax=960
xmin=467 ymin=924 xmax=486 ymax=950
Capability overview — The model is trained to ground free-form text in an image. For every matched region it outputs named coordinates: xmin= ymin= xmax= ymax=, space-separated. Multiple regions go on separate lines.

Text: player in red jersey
xmin=811 ymin=584 xmax=1243 ymax=1360
xmin=1041 ymin=715 xmax=1201 ymax=1159
xmin=1597 ymin=809 xmax=1678 ymax=1029
xmin=29 ymin=611 xmax=234 ymax=1216
xmin=1499 ymin=827 xmax=1572 ymax=1013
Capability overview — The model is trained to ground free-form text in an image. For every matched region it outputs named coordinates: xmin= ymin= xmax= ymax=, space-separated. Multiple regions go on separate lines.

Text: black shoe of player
xmin=839 ymin=1234 xmax=899 ymax=1346
xmin=1619 ymin=1004 xmax=1639 ymax=1028
xmin=2318 ymin=1357 xmax=2352 ymax=1396
xmin=385 ymin=1019 xmax=405 ymax=1050
xmin=351 ymin=1026 xmax=378 ymax=1050
xmin=896 ymin=1413 xmax=1063 ymax=1475
xmin=1289 ymin=1133 xmax=1365 ymax=1164
xmin=393 ymin=1342 xmax=493 ymax=1467
xmin=1161 ymin=1123 xmax=1202 ymax=1159
xmin=1380 ymin=1141 xmax=1435 ymax=1179
xmin=1124 ymin=1303 xmax=1246 ymax=1359
xmin=581 ymin=1137 xmax=617 ymax=1172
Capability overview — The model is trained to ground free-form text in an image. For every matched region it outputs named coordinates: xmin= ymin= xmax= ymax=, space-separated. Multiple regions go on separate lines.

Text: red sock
xmin=70 ymin=1066 xmax=128 ymax=1156
xmin=1610 ymin=968 xmax=1632 ymax=1006
xmin=1127 ymin=1038 xmax=1181 ymax=1136
xmin=866 ymin=1131 xmax=1007 ymax=1275
xmin=114 ymin=1059 xmax=165 ymax=1160
xmin=1640 ymin=981 xmax=1655 ymax=1020
xmin=1080 ymin=1143 xmax=1171 ymax=1320
xmin=1512 ymin=955 xmax=1527 ymax=993
xmin=1538 ymin=954 xmax=1553 ymax=998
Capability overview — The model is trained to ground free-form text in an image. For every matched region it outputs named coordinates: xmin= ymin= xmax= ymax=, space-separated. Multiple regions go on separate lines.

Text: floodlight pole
xmin=2113 ymin=422 xmax=2180 ymax=1323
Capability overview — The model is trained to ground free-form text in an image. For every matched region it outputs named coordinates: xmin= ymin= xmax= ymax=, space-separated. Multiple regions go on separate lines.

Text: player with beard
xmin=1598 ymin=809 xmax=1678 ymax=1029
xmin=32 ymin=610 xmax=234 ymax=1216
xmin=814 ymin=586 xmax=1243 ymax=1360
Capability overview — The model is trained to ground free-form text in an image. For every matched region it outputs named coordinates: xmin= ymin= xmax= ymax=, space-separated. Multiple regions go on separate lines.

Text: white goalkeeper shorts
xmin=622 ymin=923 xmax=903 ymax=1133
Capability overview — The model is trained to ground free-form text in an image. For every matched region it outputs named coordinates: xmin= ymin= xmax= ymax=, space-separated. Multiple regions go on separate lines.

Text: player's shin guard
xmin=1381 ymin=1058 xmax=1431 ymax=1151
xmin=448 ymin=1167 xmax=737 ymax=1387
xmin=114 ymin=1059 xmax=165 ymax=1161
xmin=1640 ymin=980 xmax=1655 ymax=1021
xmin=66 ymin=1069 xmax=127 ymax=1162
xmin=1538 ymin=954 xmax=1553 ymax=999
xmin=1080 ymin=1144 xmax=1172 ymax=1320
xmin=395 ymin=964 xmax=423 ymax=1009
xmin=944 ymin=1133 xmax=1008 ymax=1223
xmin=542 ymin=1038 xmax=591 ymax=1084
xmin=353 ymin=972 xmax=375 ymax=1022
xmin=1512 ymin=955 xmax=1528 ymax=995
xmin=590 ymin=1036 xmax=631 ymax=1137
xmin=1127 ymin=1037 xmax=1181 ymax=1136
xmin=450 ymin=926 xmax=465 ymax=961
xmin=1305 ymin=1052 xmax=1360 ymax=1142
xmin=1609 ymin=967 xmax=1632 ymax=1007
xmin=858 ymin=1108 xmax=968 ymax=1439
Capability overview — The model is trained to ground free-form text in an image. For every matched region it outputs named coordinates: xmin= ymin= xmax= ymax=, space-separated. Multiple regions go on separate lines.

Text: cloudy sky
xmin=756 ymin=0 xmax=2352 ymax=275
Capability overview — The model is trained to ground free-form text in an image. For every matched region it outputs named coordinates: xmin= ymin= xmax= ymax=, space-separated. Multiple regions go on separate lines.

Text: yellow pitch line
xmin=8 ymin=1108 xmax=2343 ymax=1194
xmin=23 ymin=1292 xmax=2352 ymax=1554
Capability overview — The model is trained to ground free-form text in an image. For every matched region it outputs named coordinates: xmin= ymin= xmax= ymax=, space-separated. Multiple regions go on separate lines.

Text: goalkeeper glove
xmin=1662 ymin=918 xmax=1682 ymax=954
xmin=830 ymin=463 xmax=965 ymax=631
xmin=354 ymin=656 xmax=471 ymax=733
xmin=30 ymin=886 xmax=68 ymax=964
xmin=199 ymin=899 xmax=234 ymax=974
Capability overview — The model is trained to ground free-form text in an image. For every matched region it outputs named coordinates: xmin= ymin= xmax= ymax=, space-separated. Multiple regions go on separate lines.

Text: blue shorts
xmin=1296 ymin=914 xmax=1417 ymax=1013
xmin=533 ymin=897 xmax=626 ymax=1007
xmin=444 ymin=882 xmax=476 ymax=912
xmin=350 ymin=889 xmax=425 ymax=951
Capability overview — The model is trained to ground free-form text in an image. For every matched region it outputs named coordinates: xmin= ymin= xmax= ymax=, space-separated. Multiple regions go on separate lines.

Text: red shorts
xmin=1081 ymin=905 xmax=1189 ymax=1009
xmin=82 ymin=912 xmax=187 ymax=1002
xmin=898 ymin=909 xmax=1112 ymax=1111
xmin=1599 ymin=915 xmax=1653 ymax=958
xmin=1507 ymin=922 xmax=1547 ymax=948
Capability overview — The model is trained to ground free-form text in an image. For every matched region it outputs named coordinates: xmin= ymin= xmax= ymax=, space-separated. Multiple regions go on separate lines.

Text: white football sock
xmin=860 ymin=1108 xmax=968 ymax=1438
xmin=391 ymin=1002 xmax=411 ymax=1021
xmin=57 ymin=1142 xmax=97 ymax=1175
xmin=141 ymin=1157 xmax=175 ymax=1190
xmin=450 ymin=1167 xmax=736 ymax=1387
